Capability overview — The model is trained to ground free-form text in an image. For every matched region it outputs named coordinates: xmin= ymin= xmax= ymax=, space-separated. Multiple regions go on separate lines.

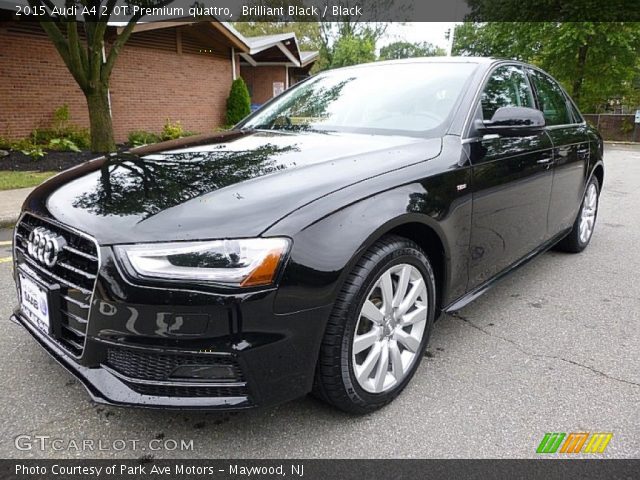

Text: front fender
xmin=268 ymin=157 xmax=473 ymax=315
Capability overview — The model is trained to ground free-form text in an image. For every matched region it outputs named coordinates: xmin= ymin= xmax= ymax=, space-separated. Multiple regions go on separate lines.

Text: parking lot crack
xmin=449 ymin=313 xmax=640 ymax=389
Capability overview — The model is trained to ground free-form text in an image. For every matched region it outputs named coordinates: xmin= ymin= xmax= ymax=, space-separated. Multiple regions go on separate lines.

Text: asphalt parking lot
xmin=0 ymin=145 xmax=638 ymax=459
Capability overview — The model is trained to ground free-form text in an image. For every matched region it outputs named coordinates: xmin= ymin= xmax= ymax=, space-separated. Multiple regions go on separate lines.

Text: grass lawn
xmin=0 ymin=171 xmax=57 ymax=191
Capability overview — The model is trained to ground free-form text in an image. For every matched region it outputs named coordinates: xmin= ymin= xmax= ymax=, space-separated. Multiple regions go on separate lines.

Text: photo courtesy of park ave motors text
xmin=0 ymin=0 xmax=639 ymax=468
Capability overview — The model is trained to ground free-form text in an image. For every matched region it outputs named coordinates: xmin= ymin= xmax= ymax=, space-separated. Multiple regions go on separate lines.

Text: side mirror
xmin=475 ymin=107 xmax=546 ymax=137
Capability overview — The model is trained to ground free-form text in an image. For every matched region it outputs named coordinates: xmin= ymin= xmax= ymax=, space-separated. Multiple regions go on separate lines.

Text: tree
xmin=379 ymin=41 xmax=446 ymax=60
xmin=27 ymin=0 xmax=171 ymax=152
xmin=329 ymin=34 xmax=376 ymax=68
xmin=233 ymin=0 xmax=321 ymax=50
xmin=73 ymin=143 xmax=296 ymax=218
xmin=452 ymin=22 xmax=640 ymax=112
xmin=316 ymin=0 xmax=399 ymax=70
xmin=226 ymin=78 xmax=251 ymax=125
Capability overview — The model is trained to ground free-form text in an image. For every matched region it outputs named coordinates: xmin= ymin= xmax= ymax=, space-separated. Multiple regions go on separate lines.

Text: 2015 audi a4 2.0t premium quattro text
xmin=11 ymin=58 xmax=604 ymax=413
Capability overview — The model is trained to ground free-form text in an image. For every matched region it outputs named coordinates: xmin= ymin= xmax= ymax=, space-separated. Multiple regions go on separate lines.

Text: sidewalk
xmin=0 ymin=187 xmax=33 ymax=227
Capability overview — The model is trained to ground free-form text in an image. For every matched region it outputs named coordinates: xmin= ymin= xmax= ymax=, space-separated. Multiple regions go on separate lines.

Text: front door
xmin=466 ymin=65 xmax=555 ymax=290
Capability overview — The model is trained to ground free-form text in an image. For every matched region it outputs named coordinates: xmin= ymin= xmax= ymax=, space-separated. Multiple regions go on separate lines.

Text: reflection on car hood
xmin=26 ymin=130 xmax=441 ymax=244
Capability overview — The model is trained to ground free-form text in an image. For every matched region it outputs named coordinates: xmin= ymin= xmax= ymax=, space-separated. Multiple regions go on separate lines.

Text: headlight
xmin=114 ymin=238 xmax=290 ymax=287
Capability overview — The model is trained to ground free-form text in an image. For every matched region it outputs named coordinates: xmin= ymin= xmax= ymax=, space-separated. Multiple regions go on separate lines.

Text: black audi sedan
xmin=11 ymin=57 xmax=603 ymax=413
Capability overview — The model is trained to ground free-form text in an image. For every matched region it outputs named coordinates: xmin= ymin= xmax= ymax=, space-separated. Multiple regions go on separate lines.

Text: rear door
xmin=527 ymin=68 xmax=591 ymax=236
xmin=465 ymin=64 xmax=555 ymax=289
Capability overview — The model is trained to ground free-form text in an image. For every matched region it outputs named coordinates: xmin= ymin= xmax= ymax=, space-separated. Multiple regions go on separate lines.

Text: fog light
xmin=169 ymin=364 xmax=237 ymax=381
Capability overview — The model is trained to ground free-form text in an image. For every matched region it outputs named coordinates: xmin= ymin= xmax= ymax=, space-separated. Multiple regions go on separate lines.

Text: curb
xmin=0 ymin=217 xmax=16 ymax=229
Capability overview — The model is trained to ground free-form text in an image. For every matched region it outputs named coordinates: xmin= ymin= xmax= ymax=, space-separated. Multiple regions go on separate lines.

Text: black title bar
xmin=2 ymin=459 xmax=639 ymax=480
xmin=4 ymin=0 xmax=640 ymax=23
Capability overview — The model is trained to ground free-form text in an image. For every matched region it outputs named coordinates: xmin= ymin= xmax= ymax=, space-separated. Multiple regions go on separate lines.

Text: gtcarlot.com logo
xmin=14 ymin=435 xmax=194 ymax=452
xmin=537 ymin=432 xmax=612 ymax=454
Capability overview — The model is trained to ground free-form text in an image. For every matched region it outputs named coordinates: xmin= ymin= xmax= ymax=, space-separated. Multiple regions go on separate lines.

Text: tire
xmin=555 ymin=176 xmax=600 ymax=253
xmin=313 ymin=235 xmax=436 ymax=414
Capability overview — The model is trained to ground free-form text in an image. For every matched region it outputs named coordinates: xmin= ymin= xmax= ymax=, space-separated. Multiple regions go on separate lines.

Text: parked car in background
xmin=11 ymin=58 xmax=603 ymax=413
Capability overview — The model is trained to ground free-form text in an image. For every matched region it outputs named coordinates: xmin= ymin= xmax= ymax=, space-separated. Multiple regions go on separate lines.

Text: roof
xmin=239 ymin=32 xmax=318 ymax=68
xmin=242 ymin=32 xmax=300 ymax=65
xmin=120 ymin=21 xmax=318 ymax=67
xmin=245 ymin=33 xmax=299 ymax=50
xmin=300 ymin=51 xmax=320 ymax=67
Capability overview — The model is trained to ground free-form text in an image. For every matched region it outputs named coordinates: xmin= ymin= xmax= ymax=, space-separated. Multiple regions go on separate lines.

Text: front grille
xmin=14 ymin=213 xmax=99 ymax=356
xmin=106 ymin=347 xmax=244 ymax=382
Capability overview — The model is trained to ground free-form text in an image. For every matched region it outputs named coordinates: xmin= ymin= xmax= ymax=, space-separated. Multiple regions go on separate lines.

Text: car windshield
xmin=241 ymin=62 xmax=478 ymax=136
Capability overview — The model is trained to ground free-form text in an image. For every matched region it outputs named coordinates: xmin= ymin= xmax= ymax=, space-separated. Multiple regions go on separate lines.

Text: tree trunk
xmin=572 ymin=43 xmax=589 ymax=104
xmin=85 ymin=87 xmax=116 ymax=153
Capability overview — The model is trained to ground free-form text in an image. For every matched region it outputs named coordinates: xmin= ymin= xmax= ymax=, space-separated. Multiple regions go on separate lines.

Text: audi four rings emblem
xmin=26 ymin=227 xmax=67 ymax=268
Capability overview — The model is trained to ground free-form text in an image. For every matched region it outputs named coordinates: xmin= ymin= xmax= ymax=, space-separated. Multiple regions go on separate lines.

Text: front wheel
xmin=313 ymin=235 xmax=436 ymax=413
xmin=556 ymin=176 xmax=600 ymax=253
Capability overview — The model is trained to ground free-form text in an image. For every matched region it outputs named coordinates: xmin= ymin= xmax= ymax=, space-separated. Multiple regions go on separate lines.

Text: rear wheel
xmin=556 ymin=176 xmax=600 ymax=253
xmin=313 ymin=235 xmax=436 ymax=413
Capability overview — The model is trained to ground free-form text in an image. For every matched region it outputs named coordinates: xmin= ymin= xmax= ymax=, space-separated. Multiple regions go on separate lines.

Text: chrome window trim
xmin=461 ymin=60 xmax=587 ymax=145
xmin=525 ymin=65 xmax=586 ymax=129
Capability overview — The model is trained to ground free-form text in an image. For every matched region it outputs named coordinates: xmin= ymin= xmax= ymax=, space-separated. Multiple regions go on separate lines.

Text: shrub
xmin=48 ymin=138 xmax=81 ymax=152
xmin=160 ymin=119 xmax=184 ymax=141
xmin=11 ymin=138 xmax=35 ymax=151
xmin=52 ymin=104 xmax=71 ymax=135
xmin=128 ymin=130 xmax=160 ymax=147
xmin=226 ymin=78 xmax=251 ymax=125
xmin=32 ymin=128 xmax=90 ymax=151
xmin=15 ymin=139 xmax=46 ymax=160
xmin=620 ymin=118 xmax=634 ymax=135
xmin=23 ymin=146 xmax=46 ymax=160
xmin=29 ymin=104 xmax=90 ymax=151
xmin=64 ymin=128 xmax=91 ymax=150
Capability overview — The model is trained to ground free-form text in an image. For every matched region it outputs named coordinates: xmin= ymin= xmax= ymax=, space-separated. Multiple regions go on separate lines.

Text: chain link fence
xmin=583 ymin=114 xmax=639 ymax=142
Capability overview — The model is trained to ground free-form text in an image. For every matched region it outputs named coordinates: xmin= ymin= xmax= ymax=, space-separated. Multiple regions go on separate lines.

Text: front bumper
xmin=11 ymin=215 xmax=332 ymax=410
xmin=11 ymin=287 xmax=331 ymax=410
xmin=11 ymin=311 xmax=253 ymax=409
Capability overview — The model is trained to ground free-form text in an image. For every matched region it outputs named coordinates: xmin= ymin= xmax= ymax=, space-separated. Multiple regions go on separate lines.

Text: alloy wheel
xmin=352 ymin=263 xmax=428 ymax=393
xmin=579 ymin=183 xmax=598 ymax=244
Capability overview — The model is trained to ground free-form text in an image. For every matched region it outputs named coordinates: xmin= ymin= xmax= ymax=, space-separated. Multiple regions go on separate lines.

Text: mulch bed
xmin=0 ymin=147 xmax=132 ymax=172
xmin=0 ymin=150 xmax=101 ymax=172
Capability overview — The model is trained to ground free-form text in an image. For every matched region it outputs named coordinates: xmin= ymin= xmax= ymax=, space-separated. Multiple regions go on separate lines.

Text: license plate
xmin=19 ymin=272 xmax=50 ymax=334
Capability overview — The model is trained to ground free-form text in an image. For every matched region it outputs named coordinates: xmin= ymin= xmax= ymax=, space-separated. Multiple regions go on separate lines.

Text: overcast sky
xmin=381 ymin=22 xmax=457 ymax=51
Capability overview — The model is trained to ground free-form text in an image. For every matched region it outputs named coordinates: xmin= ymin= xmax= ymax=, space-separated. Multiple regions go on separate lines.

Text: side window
xmin=568 ymin=100 xmax=584 ymax=124
xmin=529 ymin=70 xmax=572 ymax=126
xmin=481 ymin=65 xmax=534 ymax=120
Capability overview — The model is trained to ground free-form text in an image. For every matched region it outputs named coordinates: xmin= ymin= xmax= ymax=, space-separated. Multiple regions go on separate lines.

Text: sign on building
xmin=273 ymin=82 xmax=285 ymax=97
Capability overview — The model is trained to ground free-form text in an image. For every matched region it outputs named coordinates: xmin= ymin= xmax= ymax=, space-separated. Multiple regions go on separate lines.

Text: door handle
xmin=536 ymin=157 xmax=553 ymax=164
xmin=577 ymin=147 xmax=590 ymax=157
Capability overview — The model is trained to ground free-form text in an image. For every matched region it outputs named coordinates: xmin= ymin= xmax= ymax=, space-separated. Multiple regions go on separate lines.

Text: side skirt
xmin=443 ymin=229 xmax=571 ymax=313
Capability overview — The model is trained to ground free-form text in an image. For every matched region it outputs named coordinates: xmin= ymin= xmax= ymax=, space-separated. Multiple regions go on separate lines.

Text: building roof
xmin=239 ymin=32 xmax=301 ymax=66
xmin=300 ymin=51 xmax=320 ymax=67
xmin=121 ymin=21 xmax=318 ymax=67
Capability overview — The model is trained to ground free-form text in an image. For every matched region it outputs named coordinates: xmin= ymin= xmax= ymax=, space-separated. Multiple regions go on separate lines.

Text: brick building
xmin=0 ymin=10 xmax=317 ymax=142
xmin=239 ymin=33 xmax=318 ymax=106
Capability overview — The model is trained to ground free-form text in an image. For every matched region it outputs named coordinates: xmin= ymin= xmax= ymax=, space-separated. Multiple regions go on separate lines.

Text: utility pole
xmin=445 ymin=27 xmax=455 ymax=56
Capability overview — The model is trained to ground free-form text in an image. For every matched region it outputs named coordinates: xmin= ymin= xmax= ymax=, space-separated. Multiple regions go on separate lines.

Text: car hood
xmin=26 ymin=130 xmax=441 ymax=244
